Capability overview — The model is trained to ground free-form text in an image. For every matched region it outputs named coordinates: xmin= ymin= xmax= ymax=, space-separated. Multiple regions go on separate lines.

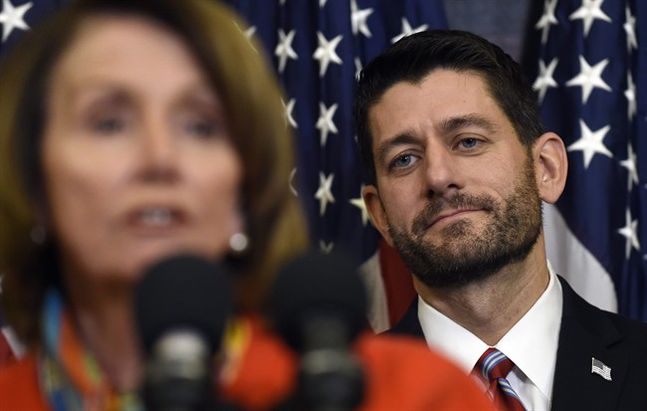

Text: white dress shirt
xmin=417 ymin=264 xmax=563 ymax=411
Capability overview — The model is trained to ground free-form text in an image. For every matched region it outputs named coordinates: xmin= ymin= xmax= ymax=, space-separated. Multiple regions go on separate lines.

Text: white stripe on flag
xmin=359 ymin=251 xmax=390 ymax=333
xmin=543 ymin=203 xmax=618 ymax=312
xmin=1 ymin=326 xmax=25 ymax=359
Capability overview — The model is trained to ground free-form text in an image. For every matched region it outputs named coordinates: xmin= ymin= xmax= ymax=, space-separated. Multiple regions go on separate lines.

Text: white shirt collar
xmin=418 ymin=263 xmax=562 ymax=401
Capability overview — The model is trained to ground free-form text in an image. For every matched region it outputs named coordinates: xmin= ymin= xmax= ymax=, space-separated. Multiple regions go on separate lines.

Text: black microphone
xmin=269 ymin=250 xmax=367 ymax=411
xmin=134 ymin=254 xmax=232 ymax=411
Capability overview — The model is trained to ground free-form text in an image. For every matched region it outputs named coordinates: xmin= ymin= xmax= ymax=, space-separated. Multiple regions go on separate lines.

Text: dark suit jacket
xmin=388 ymin=277 xmax=647 ymax=411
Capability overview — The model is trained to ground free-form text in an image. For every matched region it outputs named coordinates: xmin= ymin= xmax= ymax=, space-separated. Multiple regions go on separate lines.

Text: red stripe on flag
xmin=0 ymin=329 xmax=16 ymax=366
xmin=378 ymin=239 xmax=416 ymax=327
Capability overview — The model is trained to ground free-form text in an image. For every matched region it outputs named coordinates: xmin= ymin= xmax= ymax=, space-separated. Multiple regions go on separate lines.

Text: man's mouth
xmin=428 ymin=208 xmax=482 ymax=228
xmin=411 ymin=194 xmax=496 ymax=236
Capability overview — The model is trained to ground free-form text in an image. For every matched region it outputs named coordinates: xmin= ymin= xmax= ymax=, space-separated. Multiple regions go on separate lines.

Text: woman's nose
xmin=136 ymin=120 xmax=180 ymax=183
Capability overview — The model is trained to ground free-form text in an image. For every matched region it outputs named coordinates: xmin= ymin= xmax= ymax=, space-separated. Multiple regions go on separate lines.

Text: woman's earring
xmin=229 ymin=232 xmax=249 ymax=254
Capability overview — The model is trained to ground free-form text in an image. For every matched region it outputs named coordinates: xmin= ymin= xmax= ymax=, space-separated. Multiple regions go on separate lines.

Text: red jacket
xmin=0 ymin=320 xmax=494 ymax=411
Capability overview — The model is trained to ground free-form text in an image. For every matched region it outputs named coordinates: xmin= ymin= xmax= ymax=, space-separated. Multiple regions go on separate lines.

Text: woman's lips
xmin=126 ymin=206 xmax=187 ymax=234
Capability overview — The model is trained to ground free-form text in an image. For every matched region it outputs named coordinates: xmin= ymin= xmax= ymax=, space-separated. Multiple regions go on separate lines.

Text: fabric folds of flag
xmin=526 ymin=0 xmax=646 ymax=320
xmin=225 ymin=0 xmax=447 ymax=331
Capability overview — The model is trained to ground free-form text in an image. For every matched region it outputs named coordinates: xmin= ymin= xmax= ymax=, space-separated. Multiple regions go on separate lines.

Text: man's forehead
xmin=397 ymin=69 xmax=492 ymax=99
xmin=368 ymin=70 xmax=502 ymax=132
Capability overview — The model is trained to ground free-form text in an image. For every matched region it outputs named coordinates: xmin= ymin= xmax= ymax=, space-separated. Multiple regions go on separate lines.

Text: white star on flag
xmin=354 ymin=57 xmax=363 ymax=81
xmin=0 ymin=0 xmax=32 ymax=42
xmin=391 ymin=18 xmax=428 ymax=44
xmin=569 ymin=0 xmax=612 ymax=37
xmin=567 ymin=120 xmax=612 ymax=169
xmin=618 ymin=208 xmax=640 ymax=259
xmin=533 ymin=58 xmax=559 ymax=102
xmin=566 ymin=56 xmax=611 ymax=104
xmin=234 ymin=22 xmax=258 ymax=53
xmin=319 ymin=240 xmax=334 ymax=254
xmin=624 ymin=5 xmax=637 ymax=51
xmin=620 ymin=143 xmax=639 ymax=190
xmin=314 ymin=172 xmax=335 ymax=216
xmin=349 ymin=189 xmax=370 ymax=226
xmin=283 ymin=98 xmax=298 ymax=129
xmin=351 ymin=0 xmax=373 ymax=38
xmin=289 ymin=167 xmax=298 ymax=197
xmin=536 ymin=0 xmax=558 ymax=44
xmin=275 ymin=29 xmax=298 ymax=73
xmin=625 ymin=72 xmax=636 ymax=120
xmin=319 ymin=0 xmax=328 ymax=8
xmin=313 ymin=32 xmax=343 ymax=77
xmin=316 ymin=102 xmax=338 ymax=147
xmin=244 ymin=26 xmax=256 ymax=39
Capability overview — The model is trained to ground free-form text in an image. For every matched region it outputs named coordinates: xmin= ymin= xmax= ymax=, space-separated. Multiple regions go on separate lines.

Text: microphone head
xmin=134 ymin=254 xmax=232 ymax=355
xmin=269 ymin=250 xmax=368 ymax=351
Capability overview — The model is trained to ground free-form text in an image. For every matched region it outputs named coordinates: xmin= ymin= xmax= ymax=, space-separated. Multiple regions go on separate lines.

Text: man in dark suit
xmin=354 ymin=29 xmax=647 ymax=411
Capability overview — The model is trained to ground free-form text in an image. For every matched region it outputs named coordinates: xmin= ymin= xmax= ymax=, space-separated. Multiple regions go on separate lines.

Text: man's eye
xmin=391 ymin=154 xmax=416 ymax=169
xmin=458 ymin=137 xmax=480 ymax=149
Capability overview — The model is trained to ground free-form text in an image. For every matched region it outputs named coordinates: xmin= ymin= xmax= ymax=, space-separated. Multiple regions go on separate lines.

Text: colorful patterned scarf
xmin=38 ymin=290 xmax=144 ymax=411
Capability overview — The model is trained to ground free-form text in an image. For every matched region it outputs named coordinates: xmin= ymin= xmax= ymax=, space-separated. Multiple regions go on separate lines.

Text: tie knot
xmin=476 ymin=348 xmax=514 ymax=381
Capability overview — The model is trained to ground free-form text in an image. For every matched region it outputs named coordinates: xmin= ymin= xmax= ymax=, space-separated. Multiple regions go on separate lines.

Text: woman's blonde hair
xmin=0 ymin=0 xmax=308 ymax=344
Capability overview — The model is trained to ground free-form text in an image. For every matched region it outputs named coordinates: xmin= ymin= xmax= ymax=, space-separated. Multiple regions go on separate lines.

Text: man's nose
xmin=424 ymin=144 xmax=461 ymax=198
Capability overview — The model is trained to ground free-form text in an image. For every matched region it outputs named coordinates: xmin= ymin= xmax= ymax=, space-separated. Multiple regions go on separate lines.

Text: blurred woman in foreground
xmin=0 ymin=1 xmax=494 ymax=410
xmin=0 ymin=0 xmax=305 ymax=408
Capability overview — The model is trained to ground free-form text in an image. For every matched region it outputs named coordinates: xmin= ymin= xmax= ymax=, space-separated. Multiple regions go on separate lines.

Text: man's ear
xmin=362 ymin=184 xmax=394 ymax=247
xmin=532 ymin=132 xmax=568 ymax=204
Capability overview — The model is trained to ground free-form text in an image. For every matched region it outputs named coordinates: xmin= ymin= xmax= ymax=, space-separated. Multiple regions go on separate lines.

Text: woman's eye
xmin=92 ymin=117 xmax=125 ymax=134
xmin=183 ymin=115 xmax=224 ymax=139
xmin=186 ymin=120 xmax=218 ymax=137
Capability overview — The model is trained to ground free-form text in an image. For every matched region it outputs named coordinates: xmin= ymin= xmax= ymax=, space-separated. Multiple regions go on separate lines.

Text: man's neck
xmin=414 ymin=240 xmax=550 ymax=346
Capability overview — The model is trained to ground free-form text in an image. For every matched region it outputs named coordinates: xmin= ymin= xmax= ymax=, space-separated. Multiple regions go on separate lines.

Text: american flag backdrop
xmin=0 ymin=0 xmax=447 ymax=363
xmin=3 ymin=0 xmax=645 ymax=366
xmin=527 ymin=0 xmax=647 ymax=321
xmin=222 ymin=0 xmax=447 ymax=332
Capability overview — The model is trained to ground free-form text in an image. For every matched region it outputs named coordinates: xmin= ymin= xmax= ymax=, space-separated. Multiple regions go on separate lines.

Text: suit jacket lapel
xmin=387 ymin=298 xmax=424 ymax=339
xmin=551 ymin=278 xmax=628 ymax=411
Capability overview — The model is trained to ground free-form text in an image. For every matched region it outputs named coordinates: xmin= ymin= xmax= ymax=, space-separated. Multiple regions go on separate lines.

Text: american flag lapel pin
xmin=591 ymin=357 xmax=612 ymax=381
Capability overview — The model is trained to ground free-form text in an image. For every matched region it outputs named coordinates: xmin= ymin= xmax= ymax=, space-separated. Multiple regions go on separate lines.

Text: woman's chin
xmin=61 ymin=239 xmax=228 ymax=292
xmin=126 ymin=242 xmax=225 ymax=279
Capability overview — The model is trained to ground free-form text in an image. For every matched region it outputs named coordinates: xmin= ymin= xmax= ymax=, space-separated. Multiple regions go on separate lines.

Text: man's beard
xmin=388 ymin=158 xmax=542 ymax=289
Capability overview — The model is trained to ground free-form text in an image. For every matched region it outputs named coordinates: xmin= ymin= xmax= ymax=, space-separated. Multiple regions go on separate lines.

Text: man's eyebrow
xmin=375 ymin=132 xmax=420 ymax=167
xmin=438 ymin=114 xmax=498 ymax=135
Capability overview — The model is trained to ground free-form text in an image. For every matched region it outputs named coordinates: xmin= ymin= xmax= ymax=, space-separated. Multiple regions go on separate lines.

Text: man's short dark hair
xmin=354 ymin=29 xmax=544 ymax=185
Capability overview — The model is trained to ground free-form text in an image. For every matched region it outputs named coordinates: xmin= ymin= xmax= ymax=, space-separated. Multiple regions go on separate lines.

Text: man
xmin=354 ymin=30 xmax=647 ymax=411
